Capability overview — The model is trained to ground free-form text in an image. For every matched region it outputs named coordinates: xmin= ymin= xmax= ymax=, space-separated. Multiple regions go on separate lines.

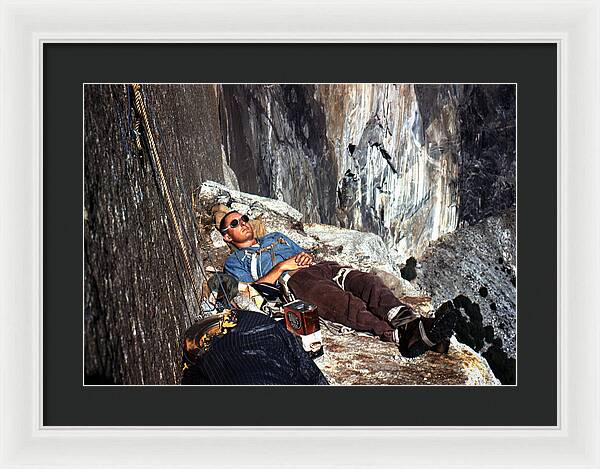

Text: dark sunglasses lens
xmin=229 ymin=215 xmax=249 ymax=230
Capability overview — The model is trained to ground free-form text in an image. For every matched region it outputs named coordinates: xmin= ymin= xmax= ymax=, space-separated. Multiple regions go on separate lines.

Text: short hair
xmin=219 ymin=210 xmax=240 ymax=234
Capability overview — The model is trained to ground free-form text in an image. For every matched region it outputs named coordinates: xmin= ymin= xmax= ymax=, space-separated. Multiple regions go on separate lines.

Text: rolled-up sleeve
xmin=223 ymin=255 xmax=255 ymax=283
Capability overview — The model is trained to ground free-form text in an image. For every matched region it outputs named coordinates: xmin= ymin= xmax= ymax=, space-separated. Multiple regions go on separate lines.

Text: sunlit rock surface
xmin=195 ymin=182 xmax=500 ymax=385
xmin=315 ymin=84 xmax=459 ymax=260
xmin=319 ymin=333 xmax=499 ymax=386
xmin=220 ymin=84 xmax=515 ymax=260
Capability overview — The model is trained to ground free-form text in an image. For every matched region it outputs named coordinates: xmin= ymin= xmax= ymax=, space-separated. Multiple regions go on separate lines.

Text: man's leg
xmin=288 ymin=263 xmax=394 ymax=338
xmin=331 ymin=266 xmax=417 ymax=327
xmin=341 ymin=269 xmax=403 ymax=320
xmin=325 ymin=263 xmax=457 ymax=356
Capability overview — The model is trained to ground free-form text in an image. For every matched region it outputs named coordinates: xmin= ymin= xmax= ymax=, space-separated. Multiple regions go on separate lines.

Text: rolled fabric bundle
xmin=181 ymin=310 xmax=329 ymax=385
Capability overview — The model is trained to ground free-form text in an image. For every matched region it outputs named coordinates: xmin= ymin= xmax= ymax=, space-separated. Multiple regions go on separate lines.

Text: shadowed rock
xmin=415 ymin=211 xmax=516 ymax=384
xmin=401 ymin=256 xmax=418 ymax=281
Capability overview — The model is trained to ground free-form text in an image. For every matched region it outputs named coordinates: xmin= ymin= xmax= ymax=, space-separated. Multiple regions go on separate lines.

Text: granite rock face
xmin=84 ymin=85 xmax=231 ymax=385
xmin=316 ymin=84 xmax=459 ymax=261
xmin=220 ymin=84 xmax=515 ymax=259
xmin=456 ymin=85 xmax=516 ymax=226
xmin=415 ymin=84 xmax=516 ymax=226
xmin=220 ymin=85 xmax=337 ymax=225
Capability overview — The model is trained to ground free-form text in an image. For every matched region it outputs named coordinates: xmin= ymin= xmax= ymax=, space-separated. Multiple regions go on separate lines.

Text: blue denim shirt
xmin=223 ymin=232 xmax=305 ymax=283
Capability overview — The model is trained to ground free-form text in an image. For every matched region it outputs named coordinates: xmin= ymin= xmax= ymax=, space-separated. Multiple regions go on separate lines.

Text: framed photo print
xmin=1 ymin=1 xmax=598 ymax=468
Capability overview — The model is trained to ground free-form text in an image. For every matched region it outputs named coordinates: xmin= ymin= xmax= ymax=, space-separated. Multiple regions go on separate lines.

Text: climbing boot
xmin=387 ymin=304 xmax=419 ymax=328
xmin=397 ymin=301 xmax=458 ymax=358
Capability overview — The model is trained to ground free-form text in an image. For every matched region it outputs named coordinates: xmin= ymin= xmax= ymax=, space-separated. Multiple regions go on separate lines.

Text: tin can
xmin=283 ymin=299 xmax=323 ymax=357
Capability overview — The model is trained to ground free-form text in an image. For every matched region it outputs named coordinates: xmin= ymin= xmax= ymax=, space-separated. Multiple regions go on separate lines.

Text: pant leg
xmin=341 ymin=269 xmax=404 ymax=321
xmin=288 ymin=263 xmax=394 ymax=338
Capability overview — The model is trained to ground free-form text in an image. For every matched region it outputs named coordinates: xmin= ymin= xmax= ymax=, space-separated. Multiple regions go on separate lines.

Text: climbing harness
xmin=247 ymin=237 xmax=290 ymax=281
xmin=332 ymin=266 xmax=354 ymax=290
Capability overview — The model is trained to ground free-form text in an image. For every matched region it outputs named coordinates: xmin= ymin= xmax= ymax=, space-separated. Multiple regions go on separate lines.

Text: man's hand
xmin=277 ymin=252 xmax=313 ymax=272
xmin=294 ymin=252 xmax=314 ymax=267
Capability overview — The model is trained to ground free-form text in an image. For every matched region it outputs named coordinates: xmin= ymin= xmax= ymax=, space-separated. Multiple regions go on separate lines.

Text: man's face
xmin=221 ymin=212 xmax=255 ymax=245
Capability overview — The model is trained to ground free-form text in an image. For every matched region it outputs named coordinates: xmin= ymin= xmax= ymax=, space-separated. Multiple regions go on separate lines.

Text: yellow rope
xmin=131 ymin=83 xmax=203 ymax=312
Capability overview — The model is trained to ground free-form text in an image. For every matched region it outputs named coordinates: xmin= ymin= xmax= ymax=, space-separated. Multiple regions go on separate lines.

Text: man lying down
xmin=219 ymin=210 xmax=459 ymax=359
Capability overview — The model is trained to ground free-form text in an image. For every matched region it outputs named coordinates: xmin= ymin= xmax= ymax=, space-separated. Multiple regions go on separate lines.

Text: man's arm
xmin=253 ymin=253 xmax=312 ymax=285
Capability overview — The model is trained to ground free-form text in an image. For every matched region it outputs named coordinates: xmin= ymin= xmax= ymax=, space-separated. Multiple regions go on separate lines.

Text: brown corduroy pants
xmin=287 ymin=261 xmax=400 ymax=340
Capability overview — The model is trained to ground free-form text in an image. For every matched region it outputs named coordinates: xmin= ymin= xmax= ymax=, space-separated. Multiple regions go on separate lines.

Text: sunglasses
xmin=221 ymin=214 xmax=250 ymax=233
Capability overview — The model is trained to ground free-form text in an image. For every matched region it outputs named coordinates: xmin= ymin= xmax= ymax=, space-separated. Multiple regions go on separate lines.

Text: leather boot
xmin=397 ymin=301 xmax=458 ymax=358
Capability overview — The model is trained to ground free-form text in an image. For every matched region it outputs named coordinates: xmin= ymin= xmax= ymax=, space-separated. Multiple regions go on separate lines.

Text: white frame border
xmin=1 ymin=1 xmax=598 ymax=467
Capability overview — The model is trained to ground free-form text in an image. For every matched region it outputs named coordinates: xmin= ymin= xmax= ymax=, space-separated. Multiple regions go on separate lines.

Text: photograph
xmin=84 ymin=83 xmax=517 ymax=386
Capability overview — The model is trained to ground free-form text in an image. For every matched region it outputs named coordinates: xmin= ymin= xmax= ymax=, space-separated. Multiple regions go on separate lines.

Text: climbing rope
xmin=131 ymin=83 xmax=204 ymax=313
xmin=140 ymin=92 xmax=233 ymax=309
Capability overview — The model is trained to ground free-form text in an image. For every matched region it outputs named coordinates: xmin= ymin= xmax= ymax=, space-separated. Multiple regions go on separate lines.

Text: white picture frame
xmin=1 ymin=0 xmax=598 ymax=467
